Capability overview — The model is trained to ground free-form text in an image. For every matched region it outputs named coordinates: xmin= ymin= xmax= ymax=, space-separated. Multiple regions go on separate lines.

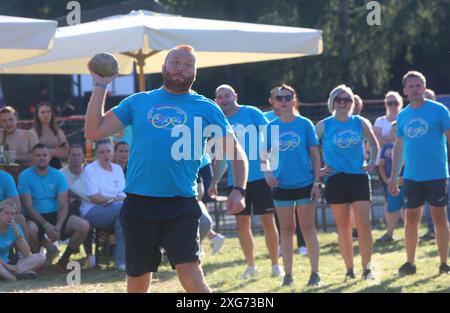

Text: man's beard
xmin=36 ymin=164 xmax=48 ymax=171
xmin=162 ymin=69 xmax=195 ymax=93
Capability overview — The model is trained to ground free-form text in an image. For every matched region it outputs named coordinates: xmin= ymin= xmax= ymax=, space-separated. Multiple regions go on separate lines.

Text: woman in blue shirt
xmin=264 ymin=85 xmax=322 ymax=287
xmin=316 ymin=84 xmax=379 ymax=280
xmin=0 ymin=199 xmax=45 ymax=281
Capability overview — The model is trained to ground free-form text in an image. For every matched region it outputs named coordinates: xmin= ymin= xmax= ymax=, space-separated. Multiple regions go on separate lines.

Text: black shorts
xmin=272 ymin=185 xmax=312 ymax=201
xmin=120 ymin=195 xmax=202 ymax=277
xmin=33 ymin=212 xmax=71 ymax=242
xmin=228 ymin=179 xmax=274 ymax=216
xmin=325 ymin=173 xmax=371 ymax=204
xmin=403 ymin=179 xmax=448 ymax=209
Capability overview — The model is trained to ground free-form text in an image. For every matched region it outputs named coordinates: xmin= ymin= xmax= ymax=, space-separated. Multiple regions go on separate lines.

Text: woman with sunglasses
xmin=263 ymin=84 xmax=322 ymax=287
xmin=315 ymin=84 xmax=379 ymax=280
xmin=0 ymin=199 xmax=45 ymax=281
xmin=374 ymin=91 xmax=403 ymax=147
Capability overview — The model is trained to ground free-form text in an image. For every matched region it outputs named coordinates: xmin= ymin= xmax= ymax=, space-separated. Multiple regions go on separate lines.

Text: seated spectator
xmin=0 ymin=199 xmax=45 ymax=281
xmin=80 ymin=139 xmax=126 ymax=271
xmin=113 ymin=141 xmax=129 ymax=175
xmin=18 ymin=143 xmax=90 ymax=271
xmin=0 ymin=169 xmax=30 ymax=243
xmin=60 ymin=144 xmax=95 ymax=268
xmin=0 ymin=106 xmax=39 ymax=166
xmin=31 ymin=102 xmax=68 ymax=169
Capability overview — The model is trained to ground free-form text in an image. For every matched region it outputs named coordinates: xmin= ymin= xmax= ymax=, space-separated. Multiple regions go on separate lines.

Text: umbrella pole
xmin=122 ymin=50 xmax=161 ymax=92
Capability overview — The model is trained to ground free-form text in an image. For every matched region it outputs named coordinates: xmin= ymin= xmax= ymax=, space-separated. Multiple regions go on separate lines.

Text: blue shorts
xmin=273 ymin=198 xmax=312 ymax=208
xmin=272 ymin=185 xmax=313 ymax=208
xmin=386 ymin=186 xmax=405 ymax=213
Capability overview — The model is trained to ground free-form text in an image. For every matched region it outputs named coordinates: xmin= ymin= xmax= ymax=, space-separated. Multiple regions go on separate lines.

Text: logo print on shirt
xmin=404 ymin=118 xmax=429 ymax=138
xmin=277 ymin=132 xmax=301 ymax=152
xmin=334 ymin=130 xmax=361 ymax=149
xmin=147 ymin=104 xmax=187 ymax=130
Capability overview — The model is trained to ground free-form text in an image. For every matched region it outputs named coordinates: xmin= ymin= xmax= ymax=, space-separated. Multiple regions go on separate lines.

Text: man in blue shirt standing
xmin=390 ymin=71 xmax=450 ymax=276
xmin=85 ymin=45 xmax=248 ymax=293
xmin=19 ymin=144 xmax=90 ymax=270
xmin=211 ymin=84 xmax=283 ymax=279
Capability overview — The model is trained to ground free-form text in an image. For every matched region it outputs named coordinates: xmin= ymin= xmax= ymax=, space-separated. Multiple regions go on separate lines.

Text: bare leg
xmin=430 ymin=205 xmax=449 ymax=264
xmin=275 ymin=207 xmax=295 ymax=275
xmin=127 ymin=273 xmax=152 ymax=293
xmin=331 ymin=204 xmax=354 ymax=270
xmin=236 ymin=215 xmax=255 ymax=267
xmin=352 ymin=201 xmax=373 ymax=269
xmin=297 ymin=204 xmax=320 ymax=273
xmin=176 ymin=262 xmax=211 ymax=293
xmin=260 ymin=213 xmax=280 ymax=266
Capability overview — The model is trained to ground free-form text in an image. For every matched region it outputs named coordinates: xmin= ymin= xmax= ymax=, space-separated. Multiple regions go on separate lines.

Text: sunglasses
xmin=275 ymin=95 xmax=293 ymax=102
xmin=334 ymin=96 xmax=352 ymax=104
xmin=386 ymin=101 xmax=399 ymax=106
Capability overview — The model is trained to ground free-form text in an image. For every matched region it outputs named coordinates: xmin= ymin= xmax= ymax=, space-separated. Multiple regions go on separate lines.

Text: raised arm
xmin=84 ymin=64 xmax=124 ymax=140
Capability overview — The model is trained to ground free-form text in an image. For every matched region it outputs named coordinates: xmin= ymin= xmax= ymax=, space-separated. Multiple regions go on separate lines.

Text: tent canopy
xmin=0 ymin=15 xmax=57 ymax=64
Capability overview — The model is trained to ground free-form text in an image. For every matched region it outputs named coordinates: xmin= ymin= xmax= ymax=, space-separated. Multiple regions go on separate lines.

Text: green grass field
xmin=1 ymin=227 xmax=449 ymax=293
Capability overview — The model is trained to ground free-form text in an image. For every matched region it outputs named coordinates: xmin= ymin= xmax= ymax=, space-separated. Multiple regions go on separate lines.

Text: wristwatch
xmin=232 ymin=186 xmax=246 ymax=197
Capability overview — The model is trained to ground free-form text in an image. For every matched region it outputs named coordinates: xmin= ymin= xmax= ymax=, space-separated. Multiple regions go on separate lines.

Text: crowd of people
xmin=0 ymin=44 xmax=449 ymax=293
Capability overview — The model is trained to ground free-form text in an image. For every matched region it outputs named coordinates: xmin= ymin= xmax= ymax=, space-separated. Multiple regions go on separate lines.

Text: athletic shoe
xmin=295 ymin=246 xmax=308 ymax=256
xmin=282 ymin=273 xmax=294 ymax=287
xmin=45 ymin=244 xmax=60 ymax=264
xmin=439 ymin=263 xmax=450 ymax=275
xmin=352 ymin=229 xmax=358 ymax=240
xmin=211 ymin=234 xmax=225 ymax=255
xmin=376 ymin=233 xmax=394 ymax=243
xmin=271 ymin=265 xmax=285 ymax=277
xmin=362 ymin=268 xmax=375 ymax=280
xmin=420 ymin=231 xmax=435 ymax=242
xmin=240 ymin=266 xmax=258 ymax=279
xmin=85 ymin=255 xmax=96 ymax=269
xmin=16 ymin=271 xmax=38 ymax=280
xmin=307 ymin=272 xmax=322 ymax=287
xmin=398 ymin=262 xmax=416 ymax=276
xmin=345 ymin=268 xmax=356 ymax=280
xmin=116 ymin=264 xmax=126 ymax=272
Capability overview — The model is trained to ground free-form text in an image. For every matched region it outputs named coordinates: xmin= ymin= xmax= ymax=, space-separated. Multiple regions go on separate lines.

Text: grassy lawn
xmin=1 ymin=226 xmax=449 ymax=293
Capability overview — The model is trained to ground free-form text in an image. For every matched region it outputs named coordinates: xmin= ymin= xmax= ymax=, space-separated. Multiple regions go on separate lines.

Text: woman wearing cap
xmin=315 ymin=85 xmax=379 ymax=280
xmin=0 ymin=199 xmax=45 ymax=281
xmin=263 ymin=84 xmax=322 ymax=287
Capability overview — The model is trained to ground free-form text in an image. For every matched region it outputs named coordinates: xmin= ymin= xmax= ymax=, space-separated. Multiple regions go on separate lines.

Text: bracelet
xmin=94 ymin=82 xmax=108 ymax=89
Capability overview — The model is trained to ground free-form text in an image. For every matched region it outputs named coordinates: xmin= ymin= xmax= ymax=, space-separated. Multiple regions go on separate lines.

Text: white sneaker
xmin=271 ymin=265 xmax=285 ymax=277
xmin=211 ymin=234 xmax=225 ymax=255
xmin=295 ymin=246 xmax=308 ymax=256
xmin=240 ymin=266 xmax=258 ymax=279
xmin=85 ymin=255 xmax=96 ymax=268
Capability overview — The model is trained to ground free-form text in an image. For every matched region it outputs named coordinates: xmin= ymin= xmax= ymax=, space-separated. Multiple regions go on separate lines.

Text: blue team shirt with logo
xmin=266 ymin=116 xmax=319 ymax=188
xmin=0 ymin=170 xmax=18 ymax=202
xmin=112 ymin=88 xmax=233 ymax=197
xmin=0 ymin=223 xmax=24 ymax=263
xmin=226 ymin=105 xmax=268 ymax=186
xmin=322 ymin=115 xmax=366 ymax=175
xmin=397 ymin=100 xmax=450 ymax=181
xmin=18 ymin=167 xmax=68 ymax=214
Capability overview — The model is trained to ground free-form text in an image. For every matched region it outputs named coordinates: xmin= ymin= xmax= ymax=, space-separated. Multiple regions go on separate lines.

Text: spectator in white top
xmin=80 ymin=139 xmax=126 ymax=271
xmin=374 ymin=91 xmax=403 ymax=147
xmin=60 ymin=144 xmax=95 ymax=268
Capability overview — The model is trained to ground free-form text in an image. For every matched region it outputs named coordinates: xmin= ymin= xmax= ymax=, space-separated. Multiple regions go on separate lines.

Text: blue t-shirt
xmin=322 ymin=115 xmax=366 ymax=175
xmin=199 ymin=152 xmax=212 ymax=170
xmin=0 ymin=223 xmax=24 ymax=263
xmin=18 ymin=167 xmax=69 ymax=214
xmin=267 ymin=116 xmax=319 ymax=188
xmin=112 ymin=88 xmax=233 ymax=197
xmin=264 ymin=110 xmax=278 ymax=122
xmin=397 ymin=100 xmax=450 ymax=181
xmin=0 ymin=170 xmax=18 ymax=202
xmin=226 ymin=105 xmax=269 ymax=186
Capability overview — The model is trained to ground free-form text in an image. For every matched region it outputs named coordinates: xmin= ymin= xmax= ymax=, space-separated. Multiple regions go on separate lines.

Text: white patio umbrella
xmin=0 ymin=15 xmax=57 ymax=64
xmin=0 ymin=10 xmax=322 ymax=91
